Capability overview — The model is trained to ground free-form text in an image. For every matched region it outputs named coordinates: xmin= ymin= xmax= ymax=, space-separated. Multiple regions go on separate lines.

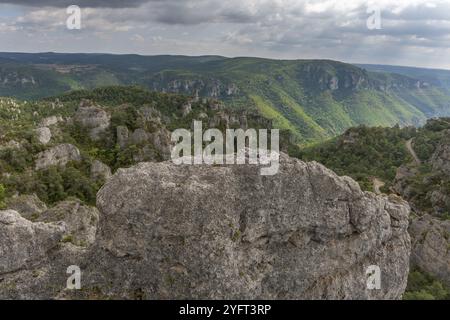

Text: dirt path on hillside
xmin=372 ymin=178 xmax=385 ymax=194
xmin=406 ymin=138 xmax=421 ymax=165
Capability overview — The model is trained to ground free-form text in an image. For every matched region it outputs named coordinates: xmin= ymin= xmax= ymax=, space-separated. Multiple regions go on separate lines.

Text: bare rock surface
xmin=0 ymin=153 xmax=411 ymax=299
xmin=430 ymin=136 xmax=450 ymax=174
xmin=0 ymin=210 xmax=65 ymax=274
xmin=5 ymin=194 xmax=47 ymax=221
xmin=39 ymin=116 xmax=63 ymax=127
xmin=409 ymin=214 xmax=450 ymax=286
xmin=90 ymin=160 xmax=112 ymax=181
xmin=73 ymin=102 xmax=110 ymax=141
xmin=35 ymin=127 xmax=52 ymax=145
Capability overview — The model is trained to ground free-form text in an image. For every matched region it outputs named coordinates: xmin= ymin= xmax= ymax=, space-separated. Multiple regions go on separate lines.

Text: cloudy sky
xmin=0 ymin=0 xmax=449 ymax=69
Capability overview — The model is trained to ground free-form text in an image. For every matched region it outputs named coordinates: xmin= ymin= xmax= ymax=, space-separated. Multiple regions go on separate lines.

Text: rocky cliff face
xmin=0 ymin=153 xmax=411 ymax=299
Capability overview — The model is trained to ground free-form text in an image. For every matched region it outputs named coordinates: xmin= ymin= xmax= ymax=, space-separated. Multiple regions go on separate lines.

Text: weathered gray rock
xmin=39 ymin=116 xmax=63 ymax=127
xmin=130 ymin=128 xmax=150 ymax=145
xmin=431 ymin=140 xmax=450 ymax=174
xmin=35 ymin=127 xmax=52 ymax=145
xmin=37 ymin=200 xmax=99 ymax=247
xmin=5 ymin=194 xmax=47 ymax=221
xmin=139 ymin=106 xmax=162 ymax=124
xmin=35 ymin=144 xmax=82 ymax=170
xmin=393 ymin=165 xmax=419 ymax=198
xmin=90 ymin=160 xmax=112 ymax=181
xmin=0 ymin=153 xmax=411 ymax=299
xmin=116 ymin=126 xmax=129 ymax=149
xmin=90 ymin=154 xmax=410 ymax=299
xmin=0 ymin=210 xmax=65 ymax=274
xmin=409 ymin=214 xmax=450 ymax=287
xmin=149 ymin=127 xmax=172 ymax=160
xmin=74 ymin=104 xmax=110 ymax=141
xmin=0 ymin=139 xmax=21 ymax=150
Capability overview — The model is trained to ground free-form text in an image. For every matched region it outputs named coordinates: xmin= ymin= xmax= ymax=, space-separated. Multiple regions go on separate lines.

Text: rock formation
xmin=35 ymin=127 xmax=52 ymax=145
xmin=5 ymin=194 xmax=47 ymax=221
xmin=39 ymin=116 xmax=63 ymax=127
xmin=90 ymin=160 xmax=112 ymax=181
xmin=0 ymin=153 xmax=411 ymax=299
xmin=35 ymin=144 xmax=82 ymax=170
xmin=430 ymin=134 xmax=450 ymax=174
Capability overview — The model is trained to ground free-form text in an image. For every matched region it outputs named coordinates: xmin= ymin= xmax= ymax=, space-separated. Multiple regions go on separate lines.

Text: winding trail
xmin=406 ymin=138 xmax=421 ymax=165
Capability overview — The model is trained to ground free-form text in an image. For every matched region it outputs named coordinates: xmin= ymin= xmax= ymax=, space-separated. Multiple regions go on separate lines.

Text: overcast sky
xmin=0 ymin=0 xmax=449 ymax=69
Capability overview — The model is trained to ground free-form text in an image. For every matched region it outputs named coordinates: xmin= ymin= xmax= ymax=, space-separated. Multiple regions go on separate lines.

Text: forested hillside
xmin=2 ymin=53 xmax=450 ymax=143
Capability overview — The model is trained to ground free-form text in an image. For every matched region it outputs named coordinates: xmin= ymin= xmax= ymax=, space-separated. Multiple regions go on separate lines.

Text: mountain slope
xmin=2 ymin=53 xmax=450 ymax=143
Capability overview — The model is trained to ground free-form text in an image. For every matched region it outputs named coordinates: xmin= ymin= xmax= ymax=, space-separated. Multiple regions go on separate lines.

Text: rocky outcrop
xmin=90 ymin=154 xmax=410 ymax=299
xmin=130 ymin=128 xmax=150 ymax=145
xmin=181 ymin=102 xmax=192 ymax=117
xmin=36 ymin=200 xmax=99 ymax=247
xmin=5 ymin=194 xmax=47 ymax=221
xmin=35 ymin=144 xmax=81 ymax=170
xmin=35 ymin=127 xmax=52 ymax=145
xmin=409 ymin=214 xmax=450 ymax=287
xmin=73 ymin=102 xmax=110 ymax=141
xmin=116 ymin=126 xmax=129 ymax=149
xmin=0 ymin=210 xmax=65 ymax=274
xmin=150 ymin=127 xmax=172 ymax=159
xmin=0 ymin=139 xmax=21 ymax=150
xmin=393 ymin=165 xmax=419 ymax=199
xmin=90 ymin=160 xmax=112 ymax=181
xmin=118 ymin=126 xmax=172 ymax=161
xmin=430 ymin=138 xmax=450 ymax=174
xmin=0 ymin=153 xmax=411 ymax=299
xmin=39 ymin=116 xmax=63 ymax=127
xmin=151 ymin=77 xmax=240 ymax=98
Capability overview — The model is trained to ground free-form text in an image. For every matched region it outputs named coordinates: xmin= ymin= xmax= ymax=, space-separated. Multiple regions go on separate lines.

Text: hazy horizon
xmin=1 ymin=0 xmax=450 ymax=70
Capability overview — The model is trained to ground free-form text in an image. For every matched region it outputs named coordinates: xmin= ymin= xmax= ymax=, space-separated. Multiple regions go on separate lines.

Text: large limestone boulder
xmin=91 ymin=153 xmax=410 ymax=299
xmin=430 ymin=134 xmax=450 ymax=174
xmin=181 ymin=102 xmax=192 ymax=117
xmin=0 ymin=153 xmax=411 ymax=299
xmin=149 ymin=127 xmax=172 ymax=159
xmin=130 ymin=128 xmax=150 ymax=145
xmin=0 ymin=139 xmax=21 ymax=151
xmin=35 ymin=144 xmax=81 ymax=170
xmin=36 ymin=200 xmax=99 ymax=247
xmin=0 ymin=210 xmax=65 ymax=274
xmin=73 ymin=102 xmax=110 ymax=141
xmin=5 ymin=194 xmax=47 ymax=221
xmin=116 ymin=126 xmax=129 ymax=149
xmin=409 ymin=214 xmax=450 ymax=287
